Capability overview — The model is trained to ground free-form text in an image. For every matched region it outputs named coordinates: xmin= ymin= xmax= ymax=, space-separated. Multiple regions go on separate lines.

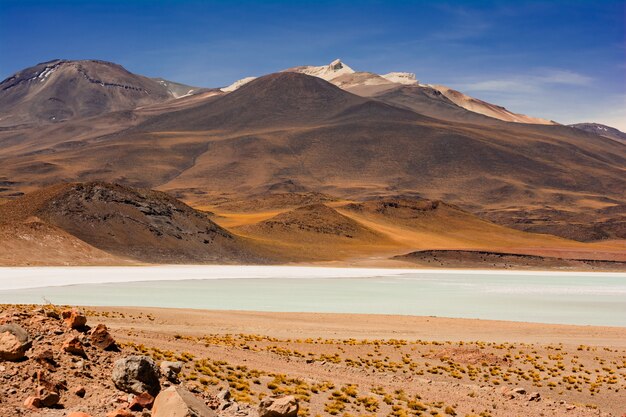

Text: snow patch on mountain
xmin=221 ymin=76 xmax=256 ymax=92
xmin=286 ymin=59 xmax=355 ymax=81
xmin=381 ymin=72 xmax=418 ymax=85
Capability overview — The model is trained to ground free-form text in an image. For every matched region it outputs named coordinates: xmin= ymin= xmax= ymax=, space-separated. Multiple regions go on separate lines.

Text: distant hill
xmin=569 ymin=123 xmax=626 ymax=144
xmin=0 ymin=59 xmax=181 ymax=127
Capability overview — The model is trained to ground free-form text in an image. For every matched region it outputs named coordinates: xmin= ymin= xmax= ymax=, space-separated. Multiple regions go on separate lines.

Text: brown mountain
xmin=135 ymin=72 xmax=421 ymax=131
xmin=0 ymin=69 xmax=625 ymax=242
xmin=0 ymin=182 xmax=265 ymax=264
xmin=0 ymin=59 xmax=179 ymax=127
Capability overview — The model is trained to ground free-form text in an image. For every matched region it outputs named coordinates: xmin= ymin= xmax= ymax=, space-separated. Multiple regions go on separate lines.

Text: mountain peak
xmin=284 ymin=59 xmax=355 ymax=81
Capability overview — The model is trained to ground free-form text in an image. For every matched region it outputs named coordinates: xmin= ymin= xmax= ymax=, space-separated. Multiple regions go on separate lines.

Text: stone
xmin=34 ymin=349 xmax=57 ymax=367
xmin=160 ymin=360 xmax=183 ymax=382
xmin=73 ymin=385 xmax=86 ymax=397
xmin=112 ymin=355 xmax=161 ymax=396
xmin=512 ymin=387 xmax=526 ymax=395
xmin=24 ymin=396 xmax=42 ymax=410
xmin=528 ymin=392 xmax=541 ymax=402
xmin=129 ymin=391 xmax=154 ymax=410
xmin=63 ymin=336 xmax=87 ymax=357
xmin=152 ymin=386 xmax=216 ymax=417
xmin=36 ymin=386 xmax=60 ymax=407
xmin=217 ymin=389 xmax=231 ymax=402
xmin=258 ymin=395 xmax=299 ymax=417
xmin=62 ymin=309 xmax=87 ymax=329
xmin=67 ymin=413 xmax=93 ymax=417
xmin=91 ymin=324 xmax=116 ymax=350
xmin=106 ymin=409 xmax=134 ymax=417
xmin=0 ymin=324 xmax=32 ymax=361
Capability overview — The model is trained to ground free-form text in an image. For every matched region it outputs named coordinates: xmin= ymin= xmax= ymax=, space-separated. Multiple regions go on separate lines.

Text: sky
xmin=1 ymin=0 xmax=625 ymax=129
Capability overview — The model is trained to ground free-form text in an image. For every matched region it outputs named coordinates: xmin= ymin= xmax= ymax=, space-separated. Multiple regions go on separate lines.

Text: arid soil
xmin=1 ymin=184 xmax=625 ymax=269
xmin=3 ymin=305 xmax=623 ymax=417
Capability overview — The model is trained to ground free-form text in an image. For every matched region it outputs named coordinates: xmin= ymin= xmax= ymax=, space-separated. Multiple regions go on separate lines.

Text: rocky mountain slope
xmin=0 ymin=59 xmax=191 ymax=127
xmin=569 ymin=123 xmax=626 ymax=144
xmin=0 ymin=182 xmax=266 ymax=264
xmin=0 ymin=59 xmax=625 ymax=244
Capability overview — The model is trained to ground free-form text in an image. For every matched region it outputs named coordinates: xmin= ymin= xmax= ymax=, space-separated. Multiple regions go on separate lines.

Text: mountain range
xmin=0 ymin=58 xmax=624 ymax=266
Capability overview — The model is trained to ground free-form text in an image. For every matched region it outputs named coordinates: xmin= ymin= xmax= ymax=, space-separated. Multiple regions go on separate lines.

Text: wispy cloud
xmin=460 ymin=69 xmax=593 ymax=93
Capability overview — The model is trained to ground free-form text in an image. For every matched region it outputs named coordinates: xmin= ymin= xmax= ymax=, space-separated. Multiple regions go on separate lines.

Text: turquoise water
xmin=0 ymin=268 xmax=624 ymax=326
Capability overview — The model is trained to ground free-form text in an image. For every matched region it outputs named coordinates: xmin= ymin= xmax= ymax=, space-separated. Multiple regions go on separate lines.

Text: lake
xmin=0 ymin=266 xmax=624 ymax=326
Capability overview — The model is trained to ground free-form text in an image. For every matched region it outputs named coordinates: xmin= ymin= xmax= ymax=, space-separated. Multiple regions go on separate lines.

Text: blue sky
xmin=1 ymin=0 xmax=624 ymax=128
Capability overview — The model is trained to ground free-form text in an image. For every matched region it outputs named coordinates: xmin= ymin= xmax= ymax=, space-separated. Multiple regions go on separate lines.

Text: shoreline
xmin=0 ymin=264 xmax=624 ymax=291
xmin=93 ymin=306 xmax=626 ymax=347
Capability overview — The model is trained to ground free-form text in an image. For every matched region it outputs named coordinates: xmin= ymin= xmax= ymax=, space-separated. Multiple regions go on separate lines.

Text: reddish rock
xmin=90 ymin=323 xmax=116 ymax=350
xmin=258 ymin=395 xmax=299 ymax=417
xmin=36 ymin=386 xmax=61 ymax=407
xmin=152 ymin=386 xmax=216 ymax=417
xmin=67 ymin=413 xmax=93 ymax=417
xmin=129 ymin=391 xmax=154 ymax=410
xmin=34 ymin=348 xmax=57 ymax=369
xmin=23 ymin=396 xmax=42 ymax=410
xmin=106 ymin=408 xmax=135 ymax=417
xmin=62 ymin=309 xmax=87 ymax=329
xmin=63 ymin=336 xmax=87 ymax=357
xmin=0 ymin=323 xmax=32 ymax=361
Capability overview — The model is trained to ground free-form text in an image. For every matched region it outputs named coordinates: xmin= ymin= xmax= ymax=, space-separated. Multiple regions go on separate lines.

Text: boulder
xmin=152 ymin=386 xmax=216 ymax=417
xmin=90 ymin=324 xmax=116 ymax=350
xmin=0 ymin=323 xmax=32 ymax=361
xmin=62 ymin=309 xmax=87 ymax=329
xmin=62 ymin=336 xmax=87 ymax=357
xmin=129 ymin=391 xmax=154 ymax=410
xmin=112 ymin=355 xmax=161 ymax=396
xmin=160 ymin=360 xmax=183 ymax=382
xmin=258 ymin=395 xmax=299 ymax=417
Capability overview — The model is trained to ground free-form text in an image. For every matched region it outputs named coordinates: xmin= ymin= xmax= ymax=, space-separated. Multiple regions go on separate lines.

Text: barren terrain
xmin=3 ymin=304 xmax=624 ymax=417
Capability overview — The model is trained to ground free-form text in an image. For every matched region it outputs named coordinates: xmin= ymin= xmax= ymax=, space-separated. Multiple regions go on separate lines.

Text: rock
xmin=63 ymin=336 xmax=87 ymax=357
xmin=112 ymin=355 xmax=161 ymax=396
xmin=528 ymin=392 xmax=541 ymax=402
xmin=217 ymin=388 xmax=231 ymax=402
xmin=45 ymin=309 xmax=60 ymax=319
xmin=0 ymin=324 xmax=32 ymax=361
xmin=67 ymin=413 xmax=93 ymax=417
xmin=258 ymin=395 xmax=299 ymax=417
xmin=129 ymin=391 xmax=154 ymax=410
xmin=62 ymin=309 xmax=87 ymax=329
xmin=34 ymin=349 xmax=57 ymax=368
xmin=36 ymin=386 xmax=61 ymax=407
xmin=73 ymin=385 xmax=86 ymax=397
xmin=91 ymin=324 xmax=116 ymax=350
xmin=152 ymin=386 xmax=216 ymax=417
xmin=512 ymin=387 xmax=526 ymax=395
xmin=160 ymin=360 xmax=183 ymax=382
xmin=107 ymin=409 xmax=134 ymax=417
xmin=23 ymin=396 xmax=42 ymax=410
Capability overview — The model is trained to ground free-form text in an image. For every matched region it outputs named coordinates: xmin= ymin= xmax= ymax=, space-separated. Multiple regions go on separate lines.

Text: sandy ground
xmin=85 ymin=307 xmax=626 ymax=416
